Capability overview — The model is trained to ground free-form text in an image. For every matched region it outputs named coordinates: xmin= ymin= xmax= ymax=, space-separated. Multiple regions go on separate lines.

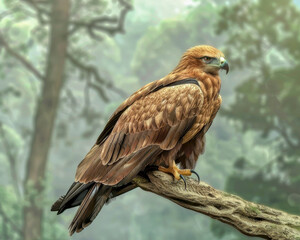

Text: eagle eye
xmin=200 ymin=56 xmax=214 ymax=64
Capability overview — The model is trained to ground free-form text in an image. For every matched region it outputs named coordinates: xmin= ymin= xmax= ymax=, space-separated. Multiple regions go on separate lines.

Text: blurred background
xmin=0 ymin=0 xmax=300 ymax=239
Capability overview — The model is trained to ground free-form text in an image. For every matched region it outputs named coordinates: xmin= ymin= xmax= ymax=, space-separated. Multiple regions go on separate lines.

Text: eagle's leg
xmin=158 ymin=160 xmax=192 ymax=180
xmin=158 ymin=159 xmax=200 ymax=188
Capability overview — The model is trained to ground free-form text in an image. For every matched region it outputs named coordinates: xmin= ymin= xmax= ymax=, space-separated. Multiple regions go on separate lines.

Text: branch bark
xmin=133 ymin=171 xmax=300 ymax=240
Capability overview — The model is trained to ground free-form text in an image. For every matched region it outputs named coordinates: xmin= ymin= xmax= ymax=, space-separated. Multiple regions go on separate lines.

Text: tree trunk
xmin=22 ymin=1 xmax=70 ymax=240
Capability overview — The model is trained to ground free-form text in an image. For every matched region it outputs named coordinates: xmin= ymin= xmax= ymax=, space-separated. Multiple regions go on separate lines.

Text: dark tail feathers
xmin=68 ymin=183 xmax=112 ymax=235
xmin=51 ymin=182 xmax=112 ymax=235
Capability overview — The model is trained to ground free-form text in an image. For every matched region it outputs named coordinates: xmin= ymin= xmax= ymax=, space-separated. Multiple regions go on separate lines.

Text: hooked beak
xmin=219 ymin=57 xmax=229 ymax=74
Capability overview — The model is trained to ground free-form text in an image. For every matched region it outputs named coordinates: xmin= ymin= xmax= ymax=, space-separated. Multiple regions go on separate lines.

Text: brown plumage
xmin=51 ymin=45 xmax=229 ymax=235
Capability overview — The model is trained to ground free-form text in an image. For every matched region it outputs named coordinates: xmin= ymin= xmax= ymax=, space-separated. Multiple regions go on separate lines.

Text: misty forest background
xmin=0 ymin=0 xmax=300 ymax=239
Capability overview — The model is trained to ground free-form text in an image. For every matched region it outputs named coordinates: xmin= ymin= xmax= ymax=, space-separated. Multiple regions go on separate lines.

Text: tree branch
xmin=22 ymin=0 xmax=50 ymax=25
xmin=274 ymin=125 xmax=297 ymax=151
xmin=67 ymin=52 xmax=127 ymax=100
xmin=0 ymin=33 xmax=44 ymax=80
xmin=69 ymin=0 xmax=132 ymax=38
xmin=133 ymin=171 xmax=300 ymax=240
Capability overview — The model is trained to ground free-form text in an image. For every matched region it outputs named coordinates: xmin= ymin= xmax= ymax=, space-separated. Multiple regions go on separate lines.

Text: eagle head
xmin=180 ymin=45 xmax=229 ymax=75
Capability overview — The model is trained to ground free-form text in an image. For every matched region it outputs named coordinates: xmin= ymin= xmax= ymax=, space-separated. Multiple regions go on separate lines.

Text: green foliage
xmin=217 ymin=0 xmax=300 ymax=155
xmin=212 ymin=0 xmax=300 ymax=238
xmin=0 ymin=180 xmax=69 ymax=240
xmin=217 ymin=0 xmax=300 ymax=65
xmin=131 ymin=2 xmax=224 ymax=84
xmin=0 ymin=185 xmax=21 ymax=240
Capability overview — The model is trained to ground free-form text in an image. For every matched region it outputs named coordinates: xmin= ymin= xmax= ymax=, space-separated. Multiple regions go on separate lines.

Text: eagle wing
xmin=75 ymin=80 xmax=204 ymax=185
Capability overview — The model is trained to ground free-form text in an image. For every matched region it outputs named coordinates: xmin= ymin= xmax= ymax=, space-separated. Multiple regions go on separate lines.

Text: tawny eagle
xmin=51 ymin=45 xmax=229 ymax=235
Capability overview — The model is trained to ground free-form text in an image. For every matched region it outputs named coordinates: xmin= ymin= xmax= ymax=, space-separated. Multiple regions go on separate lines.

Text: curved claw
xmin=180 ymin=174 xmax=187 ymax=190
xmin=191 ymin=170 xmax=200 ymax=183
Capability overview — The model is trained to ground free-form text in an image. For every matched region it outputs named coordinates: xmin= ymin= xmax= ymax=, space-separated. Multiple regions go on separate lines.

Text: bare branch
xmin=69 ymin=0 xmax=132 ymax=38
xmin=67 ymin=52 xmax=109 ymax=101
xmin=64 ymin=88 xmax=77 ymax=107
xmin=0 ymin=33 xmax=44 ymax=80
xmin=133 ymin=171 xmax=300 ymax=240
xmin=88 ymin=82 xmax=109 ymax=102
xmin=274 ymin=125 xmax=297 ymax=151
xmin=21 ymin=0 xmax=50 ymax=25
xmin=67 ymin=52 xmax=127 ymax=100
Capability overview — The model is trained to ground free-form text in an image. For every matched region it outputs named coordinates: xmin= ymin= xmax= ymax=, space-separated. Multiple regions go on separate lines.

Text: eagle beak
xmin=220 ymin=57 xmax=229 ymax=74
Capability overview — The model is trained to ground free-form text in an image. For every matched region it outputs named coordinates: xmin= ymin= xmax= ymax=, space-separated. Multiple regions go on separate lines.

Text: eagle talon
xmin=158 ymin=161 xmax=194 ymax=189
xmin=180 ymin=174 xmax=187 ymax=189
xmin=191 ymin=170 xmax=200 ymax=183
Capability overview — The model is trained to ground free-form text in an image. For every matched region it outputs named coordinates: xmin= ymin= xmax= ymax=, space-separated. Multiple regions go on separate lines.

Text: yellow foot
xmin=158 ymin=161 xmax=191 ymax=180
xmin=158 ymin=161 xmax=200 ymax=189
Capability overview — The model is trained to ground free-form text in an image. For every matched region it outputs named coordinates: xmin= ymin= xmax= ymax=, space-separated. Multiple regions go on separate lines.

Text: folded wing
xmin=75 ymin=82 xmax=204 ymax=185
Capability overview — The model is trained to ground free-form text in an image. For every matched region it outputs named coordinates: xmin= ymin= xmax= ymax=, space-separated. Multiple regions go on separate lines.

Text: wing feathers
xmin=75 ymin=81 xmax=204 ymax=185
xmin=110 ymin=132 xmax=125 ymax=164
xmin=101 ymin=146 xmax=161 ymax=185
